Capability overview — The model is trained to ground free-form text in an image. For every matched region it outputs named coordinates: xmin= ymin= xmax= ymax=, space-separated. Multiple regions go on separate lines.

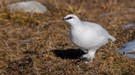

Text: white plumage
xmin=63 ymin=14 xmax=116 ymax=63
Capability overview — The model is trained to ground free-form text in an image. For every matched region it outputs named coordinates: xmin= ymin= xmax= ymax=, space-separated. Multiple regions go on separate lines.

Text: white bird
xmin=63 ymin=14 xmax=116 ymax=63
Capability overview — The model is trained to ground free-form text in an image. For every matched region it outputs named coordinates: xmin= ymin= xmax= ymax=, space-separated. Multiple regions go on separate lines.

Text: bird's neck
xmin=70 ymin=20 xmax=83 ymax=29
xmin=70 ymin=21 xmax=83 ymax=32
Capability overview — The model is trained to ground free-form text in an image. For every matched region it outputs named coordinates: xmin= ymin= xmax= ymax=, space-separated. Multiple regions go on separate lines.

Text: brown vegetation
xmin=0 ymin=0 xmax=135 ymax=75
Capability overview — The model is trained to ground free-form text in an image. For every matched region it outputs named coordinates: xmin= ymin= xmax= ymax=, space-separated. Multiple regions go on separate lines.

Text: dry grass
xmin=0 ymin=0 xmax=135 ymax=75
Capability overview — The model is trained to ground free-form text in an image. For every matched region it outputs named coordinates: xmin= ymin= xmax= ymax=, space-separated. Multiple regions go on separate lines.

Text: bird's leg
xmin=81 ymin=49 xmax=97 ymax=63
xmin=81 ymin=48 xmax=88 ymax=53
xmin=87 ymin=50 xmax=97 ymax=62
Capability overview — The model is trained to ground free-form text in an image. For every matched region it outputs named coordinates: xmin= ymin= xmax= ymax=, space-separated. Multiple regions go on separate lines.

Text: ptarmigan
xmin=63 ymin=14 xmax=116 ymax=63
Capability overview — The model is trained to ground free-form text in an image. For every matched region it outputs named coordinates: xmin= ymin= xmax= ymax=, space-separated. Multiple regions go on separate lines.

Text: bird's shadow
xmin=52 ymin=49 xmax=85 ymax=59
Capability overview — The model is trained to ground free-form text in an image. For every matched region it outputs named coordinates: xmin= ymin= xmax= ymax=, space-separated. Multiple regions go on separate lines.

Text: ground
xmin=0 ymin=0 xmax=135 ymax=75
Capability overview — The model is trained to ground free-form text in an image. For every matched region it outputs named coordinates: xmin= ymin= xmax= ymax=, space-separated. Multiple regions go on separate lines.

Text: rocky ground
xmin=0 ymin=0 xmax=135 ymax=75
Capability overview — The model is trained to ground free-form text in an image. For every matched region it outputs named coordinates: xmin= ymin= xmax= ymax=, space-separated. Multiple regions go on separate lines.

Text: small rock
xmin=116 ymin=40 xmax=135 ymax=54
xmin=123 ymin=22 xmax=135 ymax=29
xmin=19 ymin=38 xmax=32 ymax=43
xmin=125 ymin=54 xmax=135 ymax=59
xmin=7 ymin=1 xmax=47 ymax=14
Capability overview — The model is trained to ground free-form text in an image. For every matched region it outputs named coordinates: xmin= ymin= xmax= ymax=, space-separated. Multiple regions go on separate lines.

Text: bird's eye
xmin=65 ymin=16 xmax=73 ymax=20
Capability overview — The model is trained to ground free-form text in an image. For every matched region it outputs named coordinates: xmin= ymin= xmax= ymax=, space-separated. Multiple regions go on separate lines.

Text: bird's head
xmin=63 ymin=14 xmax=81 ymax=25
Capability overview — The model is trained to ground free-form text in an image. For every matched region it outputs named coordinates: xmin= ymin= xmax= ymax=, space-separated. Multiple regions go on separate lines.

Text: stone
xmin=7 ymin=1 xmax=47 ymax=14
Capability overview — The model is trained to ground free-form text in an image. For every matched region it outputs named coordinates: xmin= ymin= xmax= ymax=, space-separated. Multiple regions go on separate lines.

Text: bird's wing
xmin=83 ymin=22 xmax=116 ymax=42
xmin=83 ymin=22 xmax=109 ymax=36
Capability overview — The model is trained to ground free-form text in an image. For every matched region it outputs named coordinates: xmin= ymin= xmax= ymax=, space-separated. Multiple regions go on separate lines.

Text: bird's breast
xmin=70 ymin=28 xmax=108 ymax=49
